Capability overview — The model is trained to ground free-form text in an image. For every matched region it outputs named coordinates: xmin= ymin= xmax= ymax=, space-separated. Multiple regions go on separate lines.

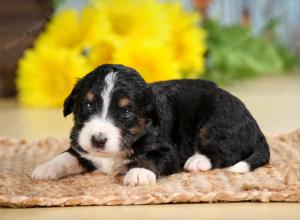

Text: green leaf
xmin=202 ymin=19 xmax=296 ymax=84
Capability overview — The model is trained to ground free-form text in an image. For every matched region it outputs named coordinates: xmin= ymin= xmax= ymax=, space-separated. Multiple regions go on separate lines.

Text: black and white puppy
xmin=32 ymin=64 xmax=270 ymax=186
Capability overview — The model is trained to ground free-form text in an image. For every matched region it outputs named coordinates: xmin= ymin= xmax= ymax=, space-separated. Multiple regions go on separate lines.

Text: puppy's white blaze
xmin=124 ymin=168 xmax=156 ymax=186
xmin=184 ymin=153 xmax=212 ymax=172
xmin=78 ymin=71 xmax=121 ymax=153
xmin=228 ymin=161 xmax=250 ymax=173
xmin=101 ymin=71 xmax=117 ymax=119
xmin=78 ymin=117 xmax=121 ymax=152
xmin=32 ymin=152 xmax=84 ymax=180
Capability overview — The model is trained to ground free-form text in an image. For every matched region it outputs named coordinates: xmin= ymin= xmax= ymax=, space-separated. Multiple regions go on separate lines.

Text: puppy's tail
xmin=228 ymin=139 xmax=270 ymax=173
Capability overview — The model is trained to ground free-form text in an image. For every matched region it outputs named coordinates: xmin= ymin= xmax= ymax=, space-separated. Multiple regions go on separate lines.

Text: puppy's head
xmin=64 ymin=64 xmax=153 ymax=156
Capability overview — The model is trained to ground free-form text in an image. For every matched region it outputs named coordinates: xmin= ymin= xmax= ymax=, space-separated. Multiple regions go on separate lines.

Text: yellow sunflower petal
xmin=17 ymin=46 xmax=89 ymax=107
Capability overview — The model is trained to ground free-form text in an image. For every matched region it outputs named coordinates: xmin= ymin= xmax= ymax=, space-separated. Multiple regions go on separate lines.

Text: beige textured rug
xmin=0 ymin=129 xmax=300 ymax=207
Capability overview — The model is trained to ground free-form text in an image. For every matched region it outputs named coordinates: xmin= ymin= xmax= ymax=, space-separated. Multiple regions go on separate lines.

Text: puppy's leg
xmin=32 ymin=151 xmax=85 ymax=180
xmin=184 ymin=153 xmax=212 ymax=172
xmin=124 ymin=168 xmax=156 ymax=186
xmin=228 ymin=141 xmax=270 ymax=173
xmin=124 ymin=142 xmax=181 ymax=186
xmin=228 ymin=161 xmax=250 ymax=173
xmin=124 ymin=158 xmax=157 ymax=186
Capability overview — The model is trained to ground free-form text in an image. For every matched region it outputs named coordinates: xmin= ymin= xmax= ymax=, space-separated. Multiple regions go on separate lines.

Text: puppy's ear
xmin=144 ymin=85 xmax=154 ymax=114
xmin=63 ymin=80 xmax=81 ymax=117
xmin=63 ymin=94 xmax=74 ymax=117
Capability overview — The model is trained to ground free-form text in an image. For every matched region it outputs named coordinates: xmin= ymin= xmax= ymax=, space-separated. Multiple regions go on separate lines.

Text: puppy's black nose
xmin=91 ymin=133 xmax=107 ymax=149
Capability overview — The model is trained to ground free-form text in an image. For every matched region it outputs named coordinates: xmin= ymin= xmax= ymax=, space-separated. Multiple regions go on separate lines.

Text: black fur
xmin=64 ymin=64 xmax=270 ymax=176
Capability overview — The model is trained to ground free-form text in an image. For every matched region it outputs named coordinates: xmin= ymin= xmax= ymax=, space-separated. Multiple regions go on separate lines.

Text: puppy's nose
xmin=91 ymin=133 xmax=107 ymax=149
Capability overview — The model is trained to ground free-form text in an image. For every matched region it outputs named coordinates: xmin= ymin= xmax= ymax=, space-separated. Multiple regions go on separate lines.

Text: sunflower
xmin=85 ymin=38 xmax=117 ymax=70
xmin=35 ymin=7 xmax=110 ymax=52
xmin=113 ymin=40 xmax=180 ymax=82
xmin=17 ymin=46 xmax=89 ymax=107
xmin=91 ymin=0 xmax=170 ymax=43
xmin=17 ymin=0 xmax=207 ymax=107
xmin=165 ymin=3 xmax=207 ymax=78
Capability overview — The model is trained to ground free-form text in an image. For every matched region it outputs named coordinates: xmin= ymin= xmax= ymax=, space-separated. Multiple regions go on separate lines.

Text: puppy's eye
xmin=121 ymin=108 xmax=133 ymax=118
xmin=84 ymin=103 xmax=92 ymax=111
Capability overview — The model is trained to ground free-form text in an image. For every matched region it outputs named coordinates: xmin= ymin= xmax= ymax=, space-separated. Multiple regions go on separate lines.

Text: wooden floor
xmin=1 ymin=203 xmax=300 ymax=220
xmin=1 ymin=72 xmax=300 ymax=219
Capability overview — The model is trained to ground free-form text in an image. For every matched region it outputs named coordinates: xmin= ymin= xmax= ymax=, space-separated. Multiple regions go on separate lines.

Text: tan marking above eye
xmin=119 ymin=97 xmax=130 ymax=108
xmin=86 ymin=91 xmax=95 ymax=102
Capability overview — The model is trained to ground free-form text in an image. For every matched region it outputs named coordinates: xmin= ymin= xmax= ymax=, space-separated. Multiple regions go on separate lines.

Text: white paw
xmin=228 ymin=161 xmax=250 ymax=173
xmin=124 ymin=168 xmax=156 ymax=186
xmin=184 ymin=153 xmax=212 ymax=172
xmin=32 ymin=162 xmax=62 ymax=180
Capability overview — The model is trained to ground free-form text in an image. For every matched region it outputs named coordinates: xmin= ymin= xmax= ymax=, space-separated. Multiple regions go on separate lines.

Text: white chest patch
xmin=82 ymin=153 xmax=116 ymax=174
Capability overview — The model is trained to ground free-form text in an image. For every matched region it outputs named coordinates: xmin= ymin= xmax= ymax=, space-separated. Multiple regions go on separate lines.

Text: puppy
xmin=32 ymin=64 xmax=270 ymax=186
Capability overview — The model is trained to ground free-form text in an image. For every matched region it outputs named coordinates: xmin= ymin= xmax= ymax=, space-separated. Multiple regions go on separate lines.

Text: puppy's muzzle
xmin=91 ymin=133 xmax=107 ymax=149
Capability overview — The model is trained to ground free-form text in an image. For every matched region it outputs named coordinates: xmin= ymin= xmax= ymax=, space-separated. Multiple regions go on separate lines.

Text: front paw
xmin=184 ymin=153 xmax=212 ymax=172
xmin=32 ymin=162 xmax=62 ymax=180
xmin=124 ymin=168 xmax=156 ymax=186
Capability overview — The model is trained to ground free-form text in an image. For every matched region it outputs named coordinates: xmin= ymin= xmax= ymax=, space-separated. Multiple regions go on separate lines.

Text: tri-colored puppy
xmin=32 ymin=64 xmax=270 ymax=186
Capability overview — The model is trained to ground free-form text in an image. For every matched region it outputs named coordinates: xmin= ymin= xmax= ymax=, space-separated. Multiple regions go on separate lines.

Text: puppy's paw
xmin=184 ymin=153 xmax=212 ymax=172
xmin=124 ymin=168 xmax=156 ymax=186
xmin=228 ymin=161 xmax=250 ymax=173
xmin=32 ymin=162 xmax=62 ymax=180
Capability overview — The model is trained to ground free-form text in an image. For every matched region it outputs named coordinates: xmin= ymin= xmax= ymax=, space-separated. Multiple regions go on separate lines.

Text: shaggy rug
xmin=0 ymin=129 xmax=299 ymax=207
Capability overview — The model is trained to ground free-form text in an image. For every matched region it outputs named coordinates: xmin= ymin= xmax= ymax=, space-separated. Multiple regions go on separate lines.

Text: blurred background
xmin=0 ymin=0 xmax=299 ymax=140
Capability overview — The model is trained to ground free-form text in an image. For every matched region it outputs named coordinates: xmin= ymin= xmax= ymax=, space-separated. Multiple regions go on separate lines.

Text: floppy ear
xmin=142 ymin=85 xmax=154 ymax=115
xmin=63 ymin=80 xmax=81 ymax=117
xmin=63 ymin=93 xmax=74 ymax=117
